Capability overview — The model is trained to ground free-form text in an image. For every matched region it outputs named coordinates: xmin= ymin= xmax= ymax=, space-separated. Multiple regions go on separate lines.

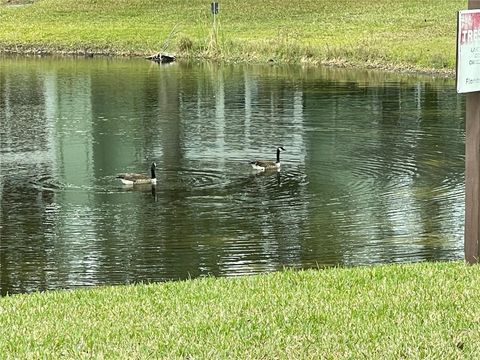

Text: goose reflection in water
xmin=250 ymin=167 xmax=283 ymax=187
xmin=120 ymin=179 xmax=158 ymax=201
xmin=119 ymin=182 xmax=158 ymax=201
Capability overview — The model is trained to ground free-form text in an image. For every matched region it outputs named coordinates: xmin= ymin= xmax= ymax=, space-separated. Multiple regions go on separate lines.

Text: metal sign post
xmin=210 ymin=2 xmax=219 ymax=47
xmin=462 ymin=0 xmax=480 ymax=263
xmin=211 ymin=2 xmax=219 ymax=27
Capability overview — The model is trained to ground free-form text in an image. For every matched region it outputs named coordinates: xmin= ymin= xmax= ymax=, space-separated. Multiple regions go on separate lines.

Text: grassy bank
xmin=0 ymin=0 xmax=464 ymax=72
xmin=1 ymin=262 xmax=480 ymax=358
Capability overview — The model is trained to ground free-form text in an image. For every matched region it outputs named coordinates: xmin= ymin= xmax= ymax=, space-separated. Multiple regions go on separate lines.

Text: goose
xmin=250 ymin=146 xmax=285 ymax=171
xmin=116 ymin=162 xmax=157 ymax=185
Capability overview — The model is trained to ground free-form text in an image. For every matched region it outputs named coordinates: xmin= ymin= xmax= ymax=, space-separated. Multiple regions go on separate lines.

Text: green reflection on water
xmin=0 ymin=56 xmax=464 ymax=295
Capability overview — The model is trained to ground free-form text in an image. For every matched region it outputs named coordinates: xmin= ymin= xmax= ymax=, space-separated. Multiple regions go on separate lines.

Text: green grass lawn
xmin=1 ymin=262 xmax=480 ymax=358
xmin=0 ymin=0 xmax=465 ymax=72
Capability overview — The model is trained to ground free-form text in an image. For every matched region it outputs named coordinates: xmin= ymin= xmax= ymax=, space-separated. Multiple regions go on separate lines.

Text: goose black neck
xmin=151 ymin=164 xmax=156 ymax=179
xmin=276 ymin=148 xmax=281 ymax=163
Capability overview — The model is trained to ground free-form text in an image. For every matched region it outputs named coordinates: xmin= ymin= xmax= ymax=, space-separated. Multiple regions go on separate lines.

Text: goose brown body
xmin=116 ymin=162 xmax=157 ymax=185
xmin=250 ymin=147 xmax=285 ymax=171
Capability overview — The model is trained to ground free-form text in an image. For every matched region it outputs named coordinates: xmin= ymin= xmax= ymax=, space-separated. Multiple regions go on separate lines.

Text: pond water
xmin=0 ymin=57 xmax=464 ymax=295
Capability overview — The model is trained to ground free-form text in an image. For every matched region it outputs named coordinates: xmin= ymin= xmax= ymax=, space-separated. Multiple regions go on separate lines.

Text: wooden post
xmin=465 ymin=0 xmax=480 ymax=263
xmin=465 ymin=92 xmax=480 ymax=263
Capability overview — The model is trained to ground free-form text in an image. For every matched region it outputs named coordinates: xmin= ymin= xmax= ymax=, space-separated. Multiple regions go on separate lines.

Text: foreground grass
xmin=1 ymin=262 xmax=480 ymax=358
xmin=0 ymin=0 xmax=464 ymax=72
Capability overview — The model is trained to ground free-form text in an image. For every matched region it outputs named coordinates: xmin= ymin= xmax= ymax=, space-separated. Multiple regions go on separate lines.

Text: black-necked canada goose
xmin=116 ymin=162 xmax=157 ymax=185
xmin=250 ymin=146 xmax=285 ymax=171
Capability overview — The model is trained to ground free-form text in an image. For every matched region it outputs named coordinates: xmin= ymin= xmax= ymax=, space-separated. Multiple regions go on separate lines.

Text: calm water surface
xmin=0 ymin=57 xmax=464 ymax=295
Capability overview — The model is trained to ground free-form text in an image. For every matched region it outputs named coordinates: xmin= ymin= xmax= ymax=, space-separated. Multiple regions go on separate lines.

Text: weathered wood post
xmin=463 ymin=0 xmax=480 ymax=263
xmin=465 ymin=92 xmax=480 ymax=263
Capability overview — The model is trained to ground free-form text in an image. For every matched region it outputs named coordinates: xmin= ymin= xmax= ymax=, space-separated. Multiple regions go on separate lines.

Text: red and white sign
xmin=457 ymin=10 xmax=480 ymax=93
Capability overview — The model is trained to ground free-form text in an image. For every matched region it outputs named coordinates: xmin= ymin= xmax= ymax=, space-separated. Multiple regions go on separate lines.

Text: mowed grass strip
xmin=1 ymin=262 xmax=480 ymax=358
xmin=0 ymin=0 xmax=465 ymax=71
